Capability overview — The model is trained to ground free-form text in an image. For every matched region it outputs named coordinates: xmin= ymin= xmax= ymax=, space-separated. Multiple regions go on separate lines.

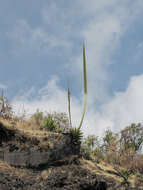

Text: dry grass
xmin=0 ymin=118 xmax=61 ymax=138
xmin=127 ymin=154 xmax=143 ymax=173
xmin=80 ymin=158 xmax=142 ymax=188
xmin=0 ymin=160 xmax=13 ymax=172
xmin=0 ymin=118 xmax=65 ymax=151
xmin=80 ymin=159 xmax=121 ymax=181
xmin=0 ymin=160 xmax=31 ymax=178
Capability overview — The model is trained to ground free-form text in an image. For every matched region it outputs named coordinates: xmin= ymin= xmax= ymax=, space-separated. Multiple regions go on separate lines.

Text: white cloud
xmin=12 ymin=76 xmax=83 ymax=126
xmin=100 ymin=75 xmax=143 ymax=131
xmin=72 ymin=0 xmax=143 ymax=107
xmin=11 ymin=0 xmax=143 ymax=137
xmin=12 ymin=74 xmax=143 ymax=137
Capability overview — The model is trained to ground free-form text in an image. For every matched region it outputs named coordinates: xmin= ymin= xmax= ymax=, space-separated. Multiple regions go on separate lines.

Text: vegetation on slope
xmin=0 ymin=94 xmax=143 ymax=189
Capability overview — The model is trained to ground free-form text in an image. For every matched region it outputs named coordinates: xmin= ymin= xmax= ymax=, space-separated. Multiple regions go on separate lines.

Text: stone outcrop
xmin=0 ymin=122 xmax=79 ymax=167
xmin=0 ymin=135 xmax=75 ymax=167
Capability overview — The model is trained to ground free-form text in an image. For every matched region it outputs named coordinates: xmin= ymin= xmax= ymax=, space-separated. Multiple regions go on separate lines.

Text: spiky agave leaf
xmin=69 ymin=127 xmax=83 ymax=146
xmin=78 ymin=42 xmax=87 ymax=130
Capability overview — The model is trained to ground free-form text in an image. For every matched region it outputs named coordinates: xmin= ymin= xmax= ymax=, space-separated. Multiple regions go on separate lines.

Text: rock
xmin=0 ymin=133 xmax=79 ymax=167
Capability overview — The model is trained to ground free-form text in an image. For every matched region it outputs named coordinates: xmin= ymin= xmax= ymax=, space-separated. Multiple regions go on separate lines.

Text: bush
xmin=41 ymin=112 xmax=69 ymax=133
xmin=80 ymin=144 xmax=95 ymax=160
xmin=81 ymin=135 xmax=104 ymax=162
xmin=114 ymin=167 xmax=132 ymax=188
xmin=30 ymin=109 xmax=44 ymax=126
xmin=48 ymin=112 xmax=69 ymax=131
xmin=102 ymin=129 xmax=119 ymax=164
xmin=42 ymin=118 xmax=58 ymax=132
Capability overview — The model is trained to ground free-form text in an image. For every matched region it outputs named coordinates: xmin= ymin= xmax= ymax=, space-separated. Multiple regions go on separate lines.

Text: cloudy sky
xmin=1 ymin=0 xmax=143 ymax=136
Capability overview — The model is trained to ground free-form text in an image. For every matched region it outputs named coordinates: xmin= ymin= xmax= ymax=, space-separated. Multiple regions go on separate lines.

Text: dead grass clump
xmin=0 ymin=160 xmax=33 ymax=179
xmin=0 ymin=160 xmax=13 ymax=172
xmin=127 ymin=154 xmax=143 ymax=174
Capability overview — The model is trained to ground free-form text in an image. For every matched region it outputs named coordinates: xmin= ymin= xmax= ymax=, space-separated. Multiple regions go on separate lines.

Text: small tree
xmin=83 ymin=135 xmax=99 ymax=150
xmin=103 ymin=129 xmax=118 ymax=152
xmin=82 ymin=135 xmax=104 ymax=162
xmin=103 ymin=129 xmax=119 ymax=164
xmin=120 ymin=123 xmax=143 ymax=155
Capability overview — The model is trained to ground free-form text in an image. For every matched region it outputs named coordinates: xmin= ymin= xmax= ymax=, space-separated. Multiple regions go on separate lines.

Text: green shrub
xmin=82 ymin=135 xmax=104 ymax=162
xmin=41 ymin=112 xmax=69 ymax=133
xmin=80 ymin=144 xmax=95 ymax=160
xmin=29 ymin=110 xmax=69 ymax=133
xmin=114 ymin=167 xmax=132 ymax=188
xmin=41 ymin=118 xmax=58 ymax=132
xmin=47 ymin=112 xmax=69 ymax=131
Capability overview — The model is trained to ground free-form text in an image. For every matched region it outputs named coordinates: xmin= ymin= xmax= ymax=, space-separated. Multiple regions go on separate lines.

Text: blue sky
xmin=1 ymin=0 xmax=143 ymax=136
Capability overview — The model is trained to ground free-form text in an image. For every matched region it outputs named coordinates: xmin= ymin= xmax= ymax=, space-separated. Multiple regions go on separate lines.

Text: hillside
xmin=0 ymin=119 xmax=143 ymax=190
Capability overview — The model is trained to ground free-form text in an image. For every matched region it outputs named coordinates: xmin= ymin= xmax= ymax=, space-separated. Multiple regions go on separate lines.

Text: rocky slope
xmin=0 ymin=120 xmax=142 ymax=190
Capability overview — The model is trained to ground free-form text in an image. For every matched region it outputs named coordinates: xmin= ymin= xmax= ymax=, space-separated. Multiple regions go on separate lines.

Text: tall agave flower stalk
xmin=78 ymin=42 xmax=87 ymax=129
xmin=68 ymin=43 xmax=87 ymax=130
xmin=68 ymin=85 xmax=72 ymax=128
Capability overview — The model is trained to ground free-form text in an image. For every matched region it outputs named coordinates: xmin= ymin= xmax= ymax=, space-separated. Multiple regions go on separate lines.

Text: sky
xmin=1 ymin=0 xmax=143 ymax=136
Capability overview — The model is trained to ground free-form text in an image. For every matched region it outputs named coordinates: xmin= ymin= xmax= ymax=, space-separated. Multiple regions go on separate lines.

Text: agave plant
xmin=69 ymin=127 xmax=83 ymax=146
xmin=68 ymin=43 xmax=87 ymax=145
